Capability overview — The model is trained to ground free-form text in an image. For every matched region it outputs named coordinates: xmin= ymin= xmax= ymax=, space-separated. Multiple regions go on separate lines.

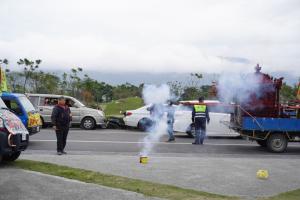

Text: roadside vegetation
xmin=13 ymin=160 xmax=238 ymax=200
xmin=12 ymin=160 xmax=300 ymax=200
xmin=261 ymin=189 xmax=300 ymax=200
xmin=101 ymin=96 xmax=144 ymax=116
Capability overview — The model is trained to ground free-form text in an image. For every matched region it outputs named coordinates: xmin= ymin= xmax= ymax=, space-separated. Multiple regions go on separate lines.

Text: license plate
xmin=22 ymin=132 xmax=27 ymax=141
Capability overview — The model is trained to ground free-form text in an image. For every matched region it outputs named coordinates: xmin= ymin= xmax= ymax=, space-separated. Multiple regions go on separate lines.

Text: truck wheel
xmin=256 ymin=140 xmax=267 ymax=147
xmin=267 ymin=133 xmax=288 ymax=153
xmin=81 ymin=117 xmax=96 ymax=130
xmin=2 ymin=151 xmax=21 ymax=162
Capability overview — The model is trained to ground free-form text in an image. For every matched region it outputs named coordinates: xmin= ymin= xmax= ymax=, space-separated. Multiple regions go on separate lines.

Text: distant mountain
xmin=47 ymin=70 xmax=299 ymax=86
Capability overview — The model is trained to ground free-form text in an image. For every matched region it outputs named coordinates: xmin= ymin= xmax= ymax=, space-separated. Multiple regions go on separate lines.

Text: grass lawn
xmin=260 ymin=189 xmax=300 ymax=200
xmin=13 ymin=160 xmax=238 ymax=200
xmin=101 ymin=96 xmax=144 ymax=117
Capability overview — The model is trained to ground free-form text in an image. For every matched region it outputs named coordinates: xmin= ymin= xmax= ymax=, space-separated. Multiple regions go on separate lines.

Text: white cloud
xmin=0 ymin=0 xmax=299 ymax=74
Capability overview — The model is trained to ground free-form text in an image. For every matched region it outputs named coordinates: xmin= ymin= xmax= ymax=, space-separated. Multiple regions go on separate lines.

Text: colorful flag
xmin=297 ymin=82 xmax=300 ymax=100
xmin=0 ymin=66 xmax=8 ymax=92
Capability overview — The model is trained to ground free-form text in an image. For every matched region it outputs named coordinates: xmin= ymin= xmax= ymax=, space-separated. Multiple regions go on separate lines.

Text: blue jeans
xmin=194 ymin=128 xmax=206 ymax=144
xmin=167 ymin=123 xmax=175 ymax=140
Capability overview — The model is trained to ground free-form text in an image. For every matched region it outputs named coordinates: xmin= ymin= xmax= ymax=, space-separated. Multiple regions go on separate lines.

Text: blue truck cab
xmin=1 ymin=92 xmax=41 ymax=135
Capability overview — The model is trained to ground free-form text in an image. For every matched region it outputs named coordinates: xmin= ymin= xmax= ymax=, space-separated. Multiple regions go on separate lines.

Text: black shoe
xmin=192 ymin=142 xmax=199 ymax=145
xmin=166 ymin=138 xmax=175 ymax=142
xmin=62 ymin=151 xmax=67 ymax=154
xmin=57 ymin=152 xmax=63 ymax=155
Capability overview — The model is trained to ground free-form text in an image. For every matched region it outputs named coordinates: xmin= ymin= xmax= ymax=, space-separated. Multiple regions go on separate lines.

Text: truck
xmin=0 ymin=97 xmax=29 ymax=162
xmin=1 ymin=92 xmax=42 ymax=135
xmin=228 ymin=65 xmax=300 ymax=153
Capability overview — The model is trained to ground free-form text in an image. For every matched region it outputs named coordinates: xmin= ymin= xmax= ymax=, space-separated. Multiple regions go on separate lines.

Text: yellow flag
xmin=297 ymin=82 xmax=300 ymax=100
xmin=0 ymin=66 xmax=8 ymax=92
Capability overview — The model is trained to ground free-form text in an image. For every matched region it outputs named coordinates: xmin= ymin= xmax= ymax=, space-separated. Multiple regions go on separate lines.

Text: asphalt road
xmin=2 ymin=128 xmax=300 ymax=199
xmin=26 ymin=128 xmax=300 ymax=158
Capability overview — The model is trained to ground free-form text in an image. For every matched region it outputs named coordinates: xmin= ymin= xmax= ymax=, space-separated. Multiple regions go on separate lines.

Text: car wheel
xmin=186 ymin=124 xmax=195 ymax=138
xmin=266 ymin=133 xmax=288 ymax=153
xmin=2 ymin=151 xmax=21 ymax=162
xmin=81 ymin=117 xmax=96 ymax=130
xmin=40 ymin=117 xmax=48 ymax=128
xmin=138 ymin=118 xmax=153 ymax=132
xmin=256 ymin=140 xmax=267 ymax=147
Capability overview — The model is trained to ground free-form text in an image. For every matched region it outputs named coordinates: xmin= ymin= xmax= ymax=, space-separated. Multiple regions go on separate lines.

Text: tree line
xmin=0 ymin=58 xmax=298 ymax=107
xmin=0 ymin=58 xmax=144 ymax=107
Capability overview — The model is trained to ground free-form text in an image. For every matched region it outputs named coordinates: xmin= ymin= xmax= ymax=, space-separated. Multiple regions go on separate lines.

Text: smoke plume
xmin=140 ymin=84 xmax=171 ymax=156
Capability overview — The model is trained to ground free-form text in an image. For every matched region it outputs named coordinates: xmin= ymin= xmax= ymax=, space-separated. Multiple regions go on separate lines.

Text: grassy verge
xmin=260 ymin=189 xmax=300 ymax=200
xmin=13 ymin=160 xmax=238 ymax=200
xmin=101 ymin=97 xmax=144 ymax=117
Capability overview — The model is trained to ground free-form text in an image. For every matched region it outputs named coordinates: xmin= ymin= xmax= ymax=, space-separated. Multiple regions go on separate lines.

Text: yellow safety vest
xmin=194 ymin=105 xmax=207 ymax=113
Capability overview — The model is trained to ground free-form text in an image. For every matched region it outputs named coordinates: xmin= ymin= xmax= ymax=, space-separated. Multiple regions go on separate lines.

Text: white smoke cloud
xmin=140 ymin=84 xmax=171 ymax=156
xmin=217 ymin=71 xmax=276 ymax=109
xmin=0 ymin=0 xmax=299 ymax=74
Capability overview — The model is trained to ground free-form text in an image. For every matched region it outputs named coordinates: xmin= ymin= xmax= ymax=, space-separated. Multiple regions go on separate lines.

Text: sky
xmin=0 ymin=0 xmax=299 ymax=75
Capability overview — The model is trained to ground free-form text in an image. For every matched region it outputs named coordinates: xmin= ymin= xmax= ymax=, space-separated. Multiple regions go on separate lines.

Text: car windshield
xmin=72 ymin=98 xmax=85 ymax=107
xmin=19 ymin=96 xmax=36 ymax=112
xmin=0 ymin=98 xmax=7 ymax=109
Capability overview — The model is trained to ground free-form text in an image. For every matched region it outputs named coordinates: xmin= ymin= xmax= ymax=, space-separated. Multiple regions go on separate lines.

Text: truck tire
xmin=2 ymin=151 xmax=21 ymax=162
xmin=81 ymin=117 xmax=96 ymax=130
xmin=266 ymin=133 xmax=288 ymax=153
xmin=256 ymin=140 xmax=267 ymax=147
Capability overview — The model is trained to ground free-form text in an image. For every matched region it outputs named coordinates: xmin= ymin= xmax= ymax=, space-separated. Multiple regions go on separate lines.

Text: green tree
xmin=69 ymin=67 xmax=83 ymax=97
xmin=181 ymin=87 xmax=201 ymax=100
xmin=17 ymin=58 xmax=42 ymax=92
xmin=34 ymin=72 xmax=60 ymax=93
xmin=112 ymin=83 xmax=141 ymax=100
xmin=280 ymin=82 xmax=298 ymax=103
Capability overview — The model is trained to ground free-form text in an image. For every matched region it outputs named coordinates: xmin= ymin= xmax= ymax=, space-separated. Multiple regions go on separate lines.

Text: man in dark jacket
xmin=51 ymin=96 xmax=72 ymax=155
xmin=192 ymin=96 xmax=210 ymax=145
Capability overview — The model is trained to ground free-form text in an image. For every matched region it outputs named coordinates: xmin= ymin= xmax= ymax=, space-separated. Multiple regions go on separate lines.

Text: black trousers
xmin=56 ymin=126 xmax=69 ymax=152
xmin=194 ymin=118 xmax=207 ymax=144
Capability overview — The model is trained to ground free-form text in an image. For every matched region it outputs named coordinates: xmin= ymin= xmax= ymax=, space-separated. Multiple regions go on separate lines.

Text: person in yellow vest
xmin=192 ymin=97 xmax=210 ymax=145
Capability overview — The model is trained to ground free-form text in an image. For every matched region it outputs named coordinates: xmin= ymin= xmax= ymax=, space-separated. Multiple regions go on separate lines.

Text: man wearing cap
xmin=192 ymin=96 xmax=210 ymax=145
xmin=51 ymin=96 xmax=72 ymax=155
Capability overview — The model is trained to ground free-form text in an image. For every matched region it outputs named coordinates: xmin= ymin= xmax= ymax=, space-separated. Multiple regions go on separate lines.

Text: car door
xmin=66 ymin=98 xmax=81 ymax=124
xmin=173 ymin=105 xmax=192 ymax=133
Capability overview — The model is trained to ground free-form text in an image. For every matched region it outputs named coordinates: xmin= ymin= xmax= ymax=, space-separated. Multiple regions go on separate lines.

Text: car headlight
xmin=97 ymin=110 xmax=104 ymax=116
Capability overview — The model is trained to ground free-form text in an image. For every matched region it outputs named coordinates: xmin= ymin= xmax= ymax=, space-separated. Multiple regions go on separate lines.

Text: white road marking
xmin=30 ymin=139 xmax=256 ymax=146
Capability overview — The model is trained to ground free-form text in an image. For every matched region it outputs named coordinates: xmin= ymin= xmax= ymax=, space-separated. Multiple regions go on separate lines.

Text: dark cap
xmin=198 ymin=96 xmax=204 ymax=102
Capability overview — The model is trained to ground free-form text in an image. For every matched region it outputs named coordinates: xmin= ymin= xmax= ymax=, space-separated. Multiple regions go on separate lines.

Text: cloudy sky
xmin=0 ymin=0 xmax=299 ymax=74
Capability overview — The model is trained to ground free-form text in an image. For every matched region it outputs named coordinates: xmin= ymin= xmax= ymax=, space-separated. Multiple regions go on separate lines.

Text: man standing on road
xmin=166 ymin=100 xmax=175 ymax=142
xmin=192 ymin=97 xmax=210 ymax=145
xmin=148 ymin=103 xmax=164 ymax=130
xmin=51 ymin=96 xmax=72 ymax=155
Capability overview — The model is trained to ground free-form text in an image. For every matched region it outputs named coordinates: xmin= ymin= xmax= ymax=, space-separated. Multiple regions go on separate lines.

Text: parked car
xmin=123 ymin=100 xmax=239 ymax=137
xmin=1 ymin=92 xmax=41 ymax=135
xmin=0 ymin=97 xmax=29 ymax=162
xmin=26 ymin=94 xmax=106 ymax=130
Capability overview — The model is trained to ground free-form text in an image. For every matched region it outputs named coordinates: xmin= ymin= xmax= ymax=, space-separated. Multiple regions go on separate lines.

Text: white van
xmin=27 ymin=94 xmax=106 ymax=130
